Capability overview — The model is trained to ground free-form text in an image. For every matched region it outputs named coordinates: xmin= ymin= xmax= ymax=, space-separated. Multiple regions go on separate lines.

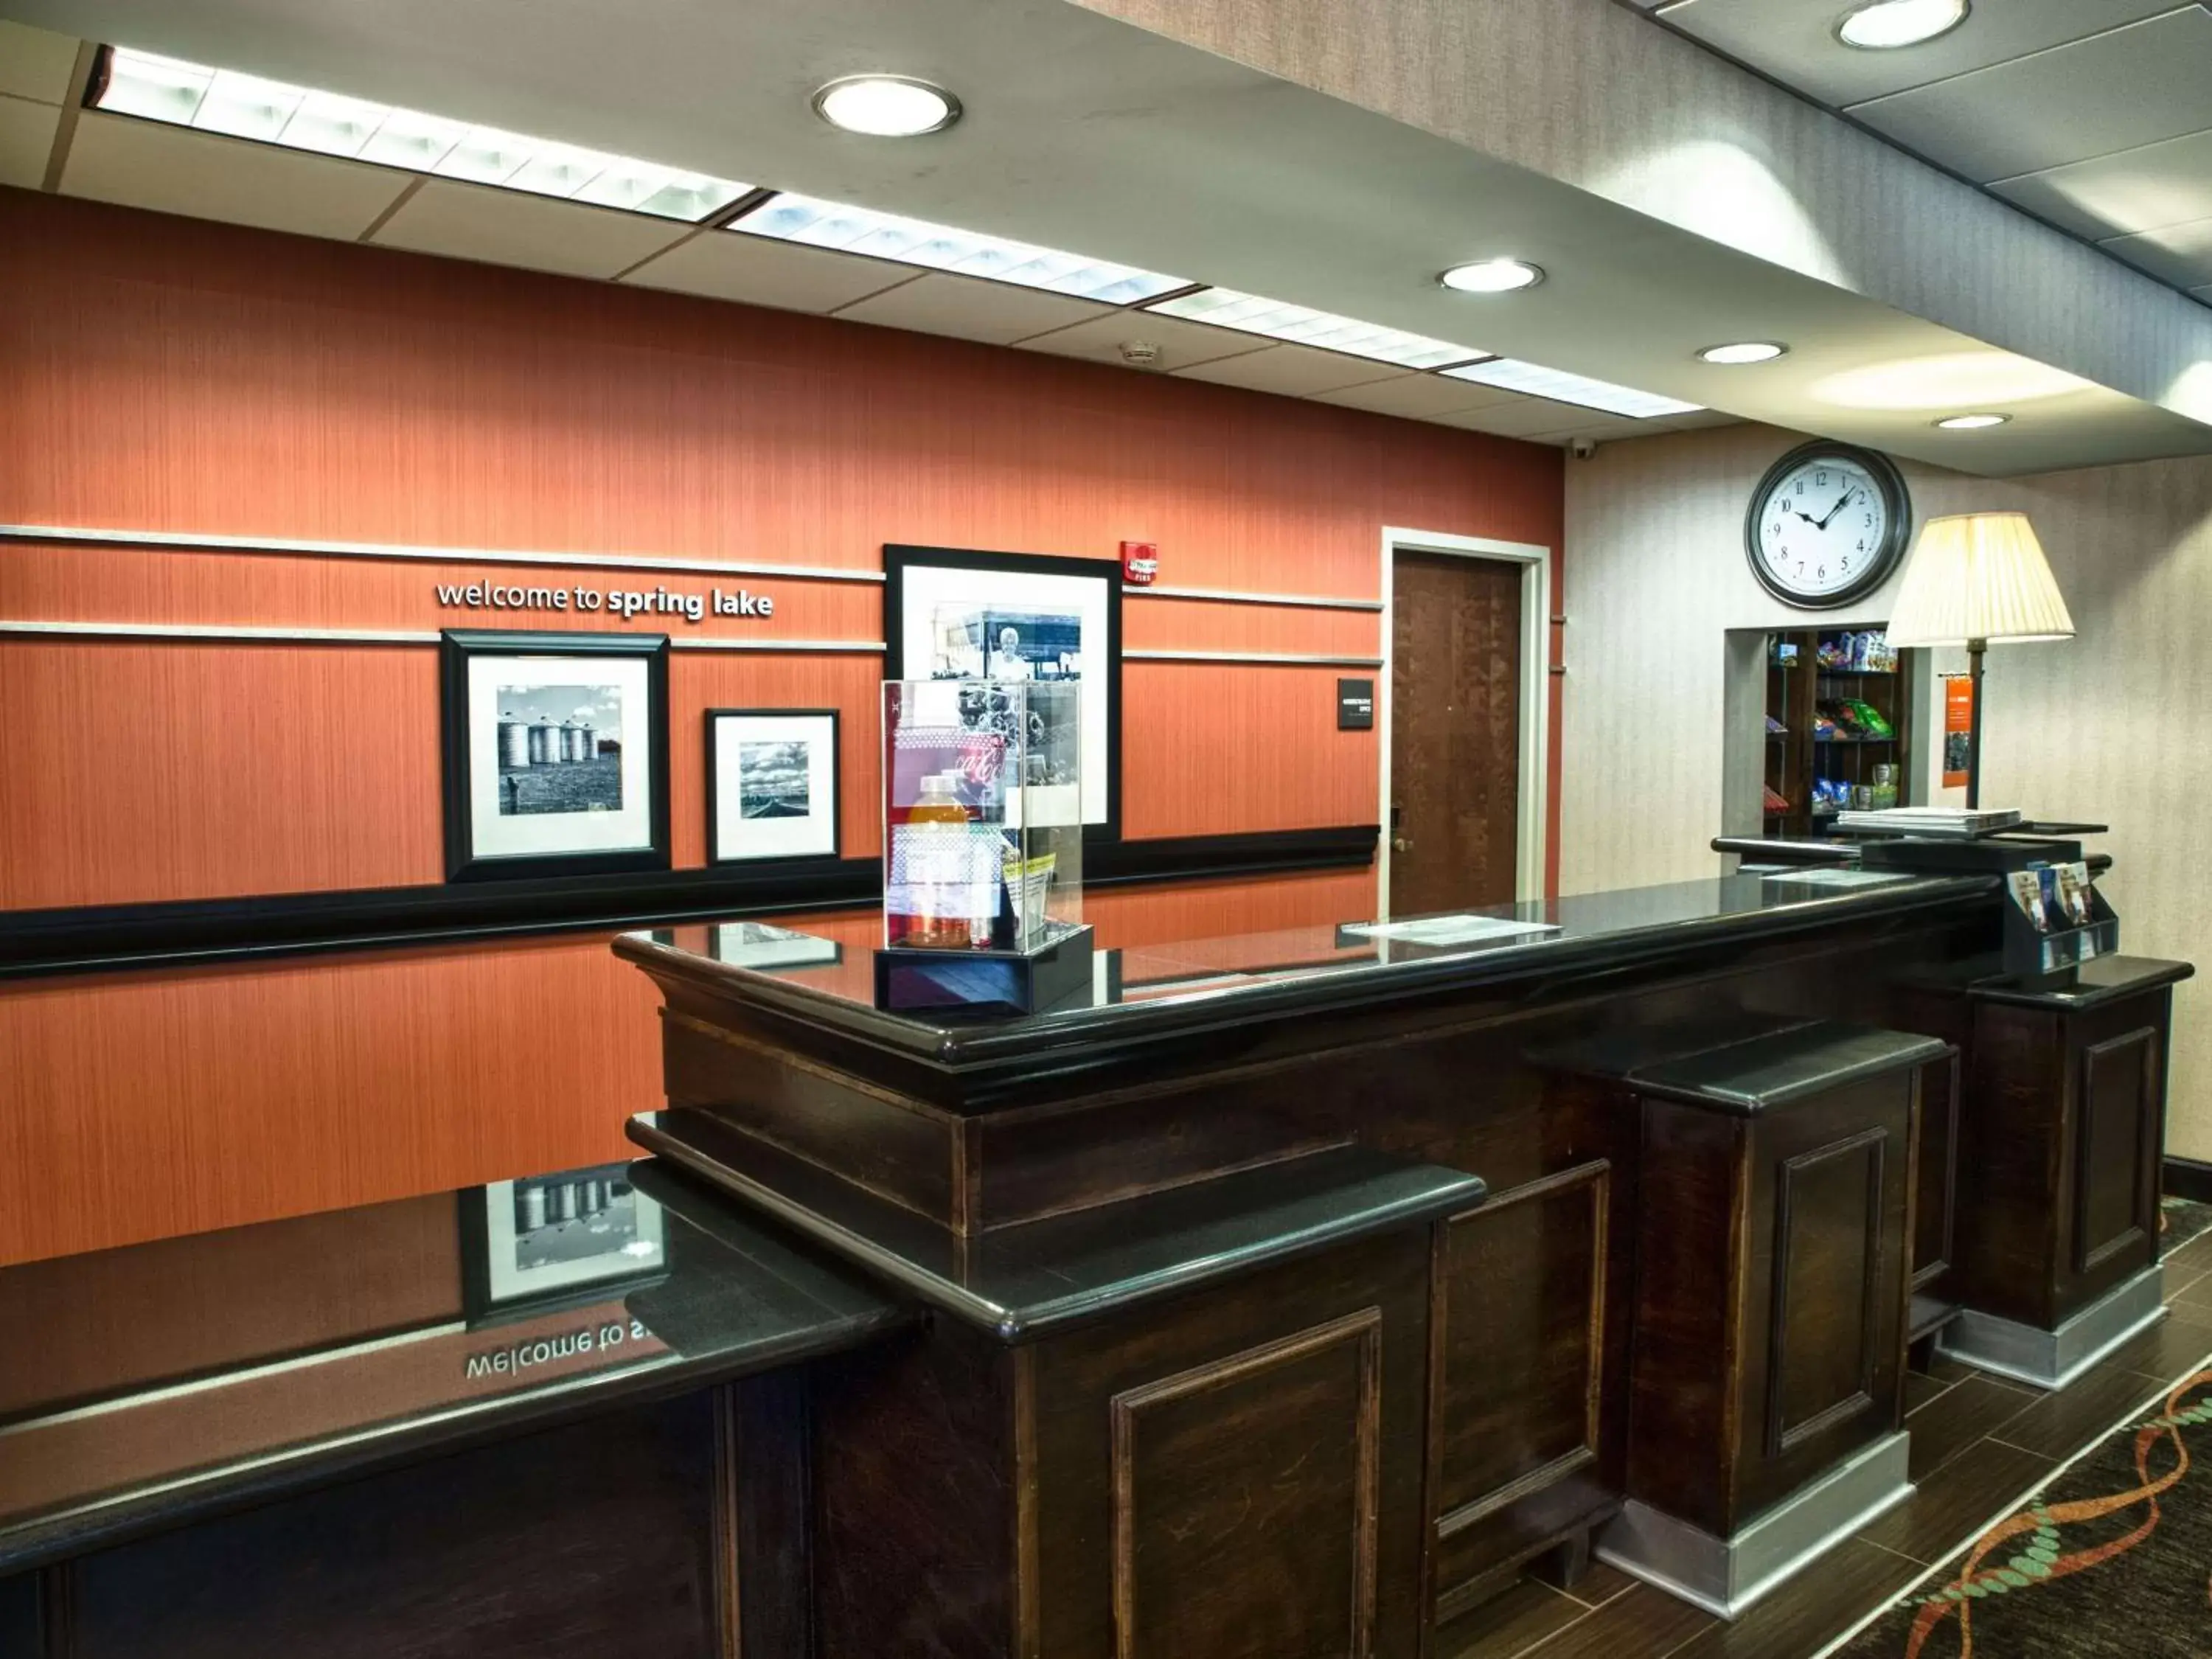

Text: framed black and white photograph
xmin=883 ymin=545 xmax=1121 ymax=838
xmin=459 ymin=1161 xmax=667 ymax=1321
xmin=439 ymin=630 xmax=670 ymax=882
xmin=706 ymin=708 xmax=841 ymax=863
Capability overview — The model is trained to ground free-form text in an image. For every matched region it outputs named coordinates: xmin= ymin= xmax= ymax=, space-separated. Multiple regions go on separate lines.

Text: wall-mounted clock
xmin=1745 ymin=440 xmax=1912 ymax=610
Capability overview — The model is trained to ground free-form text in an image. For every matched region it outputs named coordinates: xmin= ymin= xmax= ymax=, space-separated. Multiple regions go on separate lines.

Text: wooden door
xmin=1388 ymin=552 xmax=1523 ymax=916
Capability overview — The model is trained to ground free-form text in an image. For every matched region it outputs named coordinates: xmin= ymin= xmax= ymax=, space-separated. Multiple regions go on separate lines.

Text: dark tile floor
xmin=1439 ymin=1228 xmax=2212 ymax=1659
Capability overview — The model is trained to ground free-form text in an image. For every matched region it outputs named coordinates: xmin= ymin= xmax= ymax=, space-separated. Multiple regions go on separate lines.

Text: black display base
xmin=874 ymin=925 xmax=1096 ymax=1017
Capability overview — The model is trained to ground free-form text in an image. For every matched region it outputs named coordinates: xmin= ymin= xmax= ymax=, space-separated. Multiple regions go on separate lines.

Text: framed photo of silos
xmin=459 ymin=1161 xmax=668 ymax=1324
xmin=706 ymin=707 xmax=841 ymax=863
xmin=883 ymin=544 xmax=1122 ymax=840
xmin=439 ymin=630 xmax=671 ymax=882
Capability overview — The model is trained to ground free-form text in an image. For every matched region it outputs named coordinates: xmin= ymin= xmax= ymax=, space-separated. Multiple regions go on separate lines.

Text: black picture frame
xmin=882 ymin=543 xmax=1123 ymax=842
xmin=1743 ymin=440 xmax=1914 ymax=612
xmin=439 ymin=629 xmax=671 ymax=883
xmin=705 ymin=707 xmax=843 ymax=866
xmin=456 ymin=1163 xmax=669 ymax=1329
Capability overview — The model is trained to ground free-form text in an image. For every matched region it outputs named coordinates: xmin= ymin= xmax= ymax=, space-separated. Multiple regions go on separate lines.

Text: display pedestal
xmin=874 ymin=925 xmax=1095 ymax=1015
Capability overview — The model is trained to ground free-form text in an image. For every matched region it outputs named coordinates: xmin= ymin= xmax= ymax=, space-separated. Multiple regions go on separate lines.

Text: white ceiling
xmin=4 ymin=0 xmax=2211 ymax=473
xmin=1636 ymin=0 xmax=2212 ymax=302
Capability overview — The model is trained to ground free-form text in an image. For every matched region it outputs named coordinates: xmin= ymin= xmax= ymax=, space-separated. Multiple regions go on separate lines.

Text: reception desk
xmin=1 ymin=870 xmax=2185 ymax=1655
xmin=613 ymin=868 xmax=2188 ymax=1641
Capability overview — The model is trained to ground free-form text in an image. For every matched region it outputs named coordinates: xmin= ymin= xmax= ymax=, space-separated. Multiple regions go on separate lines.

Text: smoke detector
xmin=1118 ymin=340 xmax=1163 ymax=367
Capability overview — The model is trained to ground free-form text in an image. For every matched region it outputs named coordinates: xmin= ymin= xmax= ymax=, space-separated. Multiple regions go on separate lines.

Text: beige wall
xmin=1562 ymin=424 xmax=2212 ymax=1156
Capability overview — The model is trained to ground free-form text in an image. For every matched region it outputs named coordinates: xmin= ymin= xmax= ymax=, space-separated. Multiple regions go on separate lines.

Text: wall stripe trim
xmin=0 ymin=522 xmax=885 ymax=585
xmin=1130 ymin=584 xmax=1383 ymax=613
xmin=0 ymin=620 xmax=886 ymax=653
xmin=1124 ymin=648 xmax=1385 ymax=667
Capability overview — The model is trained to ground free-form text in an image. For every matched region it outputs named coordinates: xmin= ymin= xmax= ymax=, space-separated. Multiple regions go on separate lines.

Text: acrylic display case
xmin=877 ymin=678 xmax=1091 ymax=1013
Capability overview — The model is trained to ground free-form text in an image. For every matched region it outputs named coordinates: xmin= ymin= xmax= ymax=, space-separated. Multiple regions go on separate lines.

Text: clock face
xmin=1746 ymin=445 xmax=1909 ymax=608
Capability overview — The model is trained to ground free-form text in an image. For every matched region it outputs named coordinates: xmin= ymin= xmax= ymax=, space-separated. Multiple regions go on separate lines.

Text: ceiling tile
xmin=2099 ymin=213 xmax=2212 ymax=291
xmin=1310 ymin=374 xmax=1517 ymax=419
xmin=832 ymin=271 xmax=1113 ymax=344
xmin=1660 ymin=0 xmax=2177 ymax=108
xmin=0 ymin=21 xmax=79 ymax=105
xmin=1014 ymin=310 xmax=1270 ymax=374
xmin=1992 ymin=127 xmax=2212 ymax=240
xmin=372 ymin=178 xmax=689 ymax=279
xmin=1848 ymin=10 xmax=2212 ymax=183
xmin=1172 ymin=344 xmax=1408 ymax=397
xmin=621 ymin=231 xmax=911 ymax=313
xmin=1435 ymin=397 xmax=1610 ymax=437
xmin=0 ymin=94 xmax=59 ymax=189
xmin=61 ymin=111 xmax=409 ymax=242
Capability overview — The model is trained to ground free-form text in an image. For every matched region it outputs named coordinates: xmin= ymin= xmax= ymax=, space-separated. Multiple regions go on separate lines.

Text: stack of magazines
xmin=1832 ymin=806 xmax=2023 ymax=838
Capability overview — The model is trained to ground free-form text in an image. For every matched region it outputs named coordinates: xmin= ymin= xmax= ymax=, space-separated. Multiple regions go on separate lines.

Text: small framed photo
xmin=440 ymin=630 xmax=671 ymax=883
xmin=706 ymin=708 xmax=841 ymax=863
xmin=459 ymin=1161 xmax=667 ymax=1322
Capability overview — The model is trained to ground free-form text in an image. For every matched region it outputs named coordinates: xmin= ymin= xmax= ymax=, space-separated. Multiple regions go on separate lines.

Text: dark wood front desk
xmin=0 ymin=873 xmax=2187 ymax=1655
xmin=612 ymin=872 xmax=2191 ymax=1644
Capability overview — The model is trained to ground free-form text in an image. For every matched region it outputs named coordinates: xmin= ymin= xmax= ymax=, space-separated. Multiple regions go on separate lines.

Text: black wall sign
xmin=1338 ymin=678 xmax=1375 ymax=731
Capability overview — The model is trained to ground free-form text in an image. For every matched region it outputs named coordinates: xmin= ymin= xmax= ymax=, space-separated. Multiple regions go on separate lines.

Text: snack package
xmin=2055 ymin=862 xmax=2095 ymax=928
xmin=1844 ymin=699 xmax=1894 ymax=738
xmin=2009 ymin=869 xmax=2052 ymax=931
xmin=1766 ymin=714 xmax=1787 ymax=736
xmin=1764 ymin=785 xmax=1791 ymax=814
xmin=1813 ymin=712 xmax=1838 ymax=741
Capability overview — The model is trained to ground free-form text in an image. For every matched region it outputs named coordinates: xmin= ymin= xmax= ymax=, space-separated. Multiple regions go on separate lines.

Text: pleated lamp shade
xmin=1885 ymin=511 xmax=2075 ymax=647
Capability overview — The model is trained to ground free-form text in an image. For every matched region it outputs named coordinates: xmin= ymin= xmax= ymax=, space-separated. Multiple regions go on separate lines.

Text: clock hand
xmin=1816 ymin=487 xmax=1859 ymax=531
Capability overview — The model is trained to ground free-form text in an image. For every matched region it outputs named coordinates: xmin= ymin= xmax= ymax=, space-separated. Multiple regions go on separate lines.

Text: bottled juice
xmin=900 ymin=773 xmax=992 ymax=949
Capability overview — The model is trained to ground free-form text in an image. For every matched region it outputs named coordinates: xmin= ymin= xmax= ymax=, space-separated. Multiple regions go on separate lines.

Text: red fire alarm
xmin=1121 ymin=540 xmax=1158 ymax=585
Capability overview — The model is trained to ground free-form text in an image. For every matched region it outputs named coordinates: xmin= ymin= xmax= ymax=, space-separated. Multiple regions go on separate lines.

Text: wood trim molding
xmin=0 ymin=826 xmax=1379 ymax=981
xmin=1128 ymin=584 xmax=1384 ymax=613
xmin=0 ymin=620 xmax=886 ymax=653
xmin=0 ymin=522 xmax=885 ymax=585
xmin=1108 ymin=1307 xmax=1383 ymax=1659
xmin=1912 ymin=1052 xmax=1962 ymax=1293
xmin=2076 ymin=1026 xmax=2162 ymax=1275
xmin=1124 ymin=647 xmax=1385 ymax=667
xmin=1765 ymin=1127 xmax=1887 ymax=1458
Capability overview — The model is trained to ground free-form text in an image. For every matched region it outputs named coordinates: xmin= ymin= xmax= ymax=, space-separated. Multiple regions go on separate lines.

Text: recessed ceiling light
xmin=1439 ymin=358 xmax=1701 ymax=418
xmin=1145 ymin=286 xmax=1487 ymax=368
xmin=730 ymin=192 xmax=1186 ymax=304
xmin=812 ymin=74 xmax=961 ymax=138
xmin=1837 ymin=0 xmax=1969 ymax=50
xmin=1439 ymin=259 xmax=1543 ymax=294
xmin=1698 ymin=341 xmax=1787 ymax=365
xmin=91 ymin=47 xmax=750 ymax=222
xmin=1934 ymin=413 xmax=2011 ymax=429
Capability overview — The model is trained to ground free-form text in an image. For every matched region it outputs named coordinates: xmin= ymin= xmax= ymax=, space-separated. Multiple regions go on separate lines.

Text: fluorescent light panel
xmin=731 ymin=192 xmax=1186 ymax=305
xmin=1441 ymin=358 xmax=1701 ymax=418
xmin=1147 ymin=286 xmax=1486 ymax=369
xmin=94 ymin=48 xmax=750 ymax=222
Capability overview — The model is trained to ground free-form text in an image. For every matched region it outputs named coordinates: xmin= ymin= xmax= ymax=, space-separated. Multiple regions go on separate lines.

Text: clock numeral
xmin=1815 ymin=470 xmax=1829 ymax=487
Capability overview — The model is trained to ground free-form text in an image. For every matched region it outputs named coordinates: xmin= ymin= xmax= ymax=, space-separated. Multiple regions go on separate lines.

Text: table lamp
xmin=1883 ymin=510 xmax=2073 ymax=808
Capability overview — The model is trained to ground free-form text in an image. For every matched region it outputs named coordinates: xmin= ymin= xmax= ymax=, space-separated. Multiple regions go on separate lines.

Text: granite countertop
xmin=617 ymin=870 xmax=1999 ymax=1074
xmin=0 ymin=1161 xmax=908 ymax=1573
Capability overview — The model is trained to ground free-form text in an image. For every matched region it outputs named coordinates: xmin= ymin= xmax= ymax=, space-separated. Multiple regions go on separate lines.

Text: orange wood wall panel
xmin=0 ymin=935 xmax=661 ymax=1265
xmin=0 ymin=639 xmax=444 ymax=909
xmin=1121 ymin=664 xmax=1379 ymax=838
xmin=0 ymin=189 xmax=1558 ymax=912
xmin=0 ymin=189 xmax=1559 ymax=1264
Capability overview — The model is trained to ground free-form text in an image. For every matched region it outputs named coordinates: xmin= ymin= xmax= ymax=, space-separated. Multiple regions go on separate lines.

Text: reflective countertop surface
xmin=0 ymin=1159 xmax=905 ymax=1571
xmin=622 ymin=870 xmax=1998 ymax=1067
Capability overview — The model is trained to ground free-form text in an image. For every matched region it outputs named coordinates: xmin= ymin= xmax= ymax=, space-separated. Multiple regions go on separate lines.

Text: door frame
xmin=1377 ymin=527 xmax=1553 ymax=912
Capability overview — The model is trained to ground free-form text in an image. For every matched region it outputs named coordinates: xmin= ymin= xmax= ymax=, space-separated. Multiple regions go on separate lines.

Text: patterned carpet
xmin=1834 ymin=1200 xmax=2212 ymax=1658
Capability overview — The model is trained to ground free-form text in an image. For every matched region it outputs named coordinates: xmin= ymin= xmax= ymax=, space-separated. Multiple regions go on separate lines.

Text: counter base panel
xmin=1940 ymin=1263 xmax=2168 ymax=1390
xmin=1596 ymin=1430 xmax=1910 ymax=1621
